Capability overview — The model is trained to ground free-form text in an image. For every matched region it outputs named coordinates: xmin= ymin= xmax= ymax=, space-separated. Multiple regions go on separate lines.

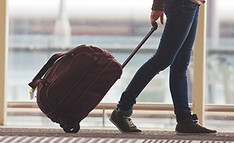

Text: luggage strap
xmin=28 ymin=53 xmax=64 ymax=89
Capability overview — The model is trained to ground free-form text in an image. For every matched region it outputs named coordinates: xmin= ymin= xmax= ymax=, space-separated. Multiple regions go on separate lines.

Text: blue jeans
xmin=117 ymin=0 xmax=200 ymax=122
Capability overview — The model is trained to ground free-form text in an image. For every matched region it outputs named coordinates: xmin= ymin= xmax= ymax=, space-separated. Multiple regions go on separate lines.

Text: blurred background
xmin=7 ymin=0 xmax=234 ymax=131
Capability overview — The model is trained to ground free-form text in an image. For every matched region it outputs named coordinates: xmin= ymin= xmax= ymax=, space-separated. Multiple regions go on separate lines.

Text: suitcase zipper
xmin=45 ymin=52 xmax=104 ymax=116
xmin=72 ymin=59 xmax=114 ymax=106
xmin=47 ymin=58 xmax=115 ymax=120
xmin=41 ymin=52 xmax=99 ymax=110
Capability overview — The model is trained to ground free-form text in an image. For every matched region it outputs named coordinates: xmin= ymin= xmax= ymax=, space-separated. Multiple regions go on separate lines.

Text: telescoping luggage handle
xmin=121 ymin=22 xmax=158 ymax=69
xmin=28 ymin=22 xmax=158 ymax=97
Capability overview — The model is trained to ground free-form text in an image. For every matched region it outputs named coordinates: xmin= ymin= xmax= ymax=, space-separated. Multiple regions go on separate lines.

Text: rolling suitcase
xmin=28 ymin=22 xmax=158 ymax=133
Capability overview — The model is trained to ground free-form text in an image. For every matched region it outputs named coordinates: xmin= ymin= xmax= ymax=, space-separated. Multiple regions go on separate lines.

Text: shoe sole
xmin=175 ymin=131 xmax=217 ymax=134
xmin=109 ymin=118 xmax=141 ymax=134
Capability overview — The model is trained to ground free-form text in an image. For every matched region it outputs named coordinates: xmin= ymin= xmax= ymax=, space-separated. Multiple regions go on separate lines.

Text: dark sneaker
xmin=176 ymin=114 xmax=217 ymax=133
xmin=109 ymin=108 xmax=141 ymax=133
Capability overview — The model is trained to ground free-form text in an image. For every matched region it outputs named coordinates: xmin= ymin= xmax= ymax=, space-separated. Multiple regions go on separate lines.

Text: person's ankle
xmin=116 ymin=108 xmax=132 ymax=116
xmin=110 ymin=108 xmax=141 ymax=132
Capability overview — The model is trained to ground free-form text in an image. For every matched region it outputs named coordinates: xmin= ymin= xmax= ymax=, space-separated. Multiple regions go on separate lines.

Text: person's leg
xmin=110 ymin=0 xmax=199 ymax=132
xmin=117 ymin=3 xmax=198 ymax=112
xmin=110 ymin=0 xmax=216 ymax=133
xmin=169 ymin=1 xmax=216 ymax=133
xmin=169 ymin=13 xmax=199 ymax=123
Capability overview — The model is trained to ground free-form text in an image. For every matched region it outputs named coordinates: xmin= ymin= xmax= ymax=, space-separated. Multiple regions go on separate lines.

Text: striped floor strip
xmin=0 ymin=136 xmax=233 ymax=143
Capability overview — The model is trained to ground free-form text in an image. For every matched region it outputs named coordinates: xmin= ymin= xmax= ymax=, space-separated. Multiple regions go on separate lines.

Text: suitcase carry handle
xmin=28 ymin=53 xmax=64 ymax=89
xmin=121 ymin=22 xmax=158 ymax=69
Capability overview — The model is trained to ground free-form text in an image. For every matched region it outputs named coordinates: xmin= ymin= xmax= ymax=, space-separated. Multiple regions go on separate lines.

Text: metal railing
xmin=1 ymin=2 xmax=234 ymax=127
xmin=7 ymin=101 xmax=234 ymax=127
xmin=0 ymin=2 xmax=212 ymax=125
xmin=8 ymin=101 xmax=234 ymax=112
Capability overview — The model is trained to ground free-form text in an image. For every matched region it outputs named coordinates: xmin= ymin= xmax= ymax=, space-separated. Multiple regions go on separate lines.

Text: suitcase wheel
xmin=60 ymin=123 xmax=80 ymax=133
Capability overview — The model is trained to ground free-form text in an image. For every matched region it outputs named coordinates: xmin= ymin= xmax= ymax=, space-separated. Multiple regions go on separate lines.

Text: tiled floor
xmin=0 ymin=126 xmax=234 ymax=142
xmin=1 ymin=136 xmax=234 ymax=143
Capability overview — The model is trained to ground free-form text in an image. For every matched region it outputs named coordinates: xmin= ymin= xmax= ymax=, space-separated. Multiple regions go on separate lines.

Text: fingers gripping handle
xmin=152 ymin=22 xmax=158 ymax=31
xmin=121 ymin=22 xmax=158 ymax=69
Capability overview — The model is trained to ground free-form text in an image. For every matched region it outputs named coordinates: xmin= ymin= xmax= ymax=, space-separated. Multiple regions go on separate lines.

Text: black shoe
xmin=109 ymin=108 xmax=141 ymax=133
xmin=175 ymin=114 xmax=217 ymax=133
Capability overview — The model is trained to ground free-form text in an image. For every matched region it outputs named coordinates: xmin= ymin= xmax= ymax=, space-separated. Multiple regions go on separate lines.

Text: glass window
xmin=8 ymin=0 xmax=167 ymax=102
xmin=7 ymin=0 xmax=234 ymax=131
xmin=205 ymin=0 xmax=234 ymax=131
xmin=206 ymin=0 xmax=234 ymax=105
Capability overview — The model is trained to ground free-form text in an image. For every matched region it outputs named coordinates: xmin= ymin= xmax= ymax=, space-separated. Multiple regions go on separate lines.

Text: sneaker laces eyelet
xmin=125 ymin=117 xmax=136 ymax=128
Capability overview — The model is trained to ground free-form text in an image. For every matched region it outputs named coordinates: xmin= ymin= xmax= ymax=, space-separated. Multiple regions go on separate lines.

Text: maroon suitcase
xmin=28 ymin=23 xmax=157 ymax=133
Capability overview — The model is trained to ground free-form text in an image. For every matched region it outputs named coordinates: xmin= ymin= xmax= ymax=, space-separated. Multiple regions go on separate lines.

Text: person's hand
xmin=151 ymin=10 xmax=164 ymax=26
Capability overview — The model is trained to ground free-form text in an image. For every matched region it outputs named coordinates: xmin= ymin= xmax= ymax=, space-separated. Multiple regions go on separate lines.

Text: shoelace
xmin=123 ymin=116 xmax=136 ymax=128
xmin=192 ymin=120 xmax=207 ymax=129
